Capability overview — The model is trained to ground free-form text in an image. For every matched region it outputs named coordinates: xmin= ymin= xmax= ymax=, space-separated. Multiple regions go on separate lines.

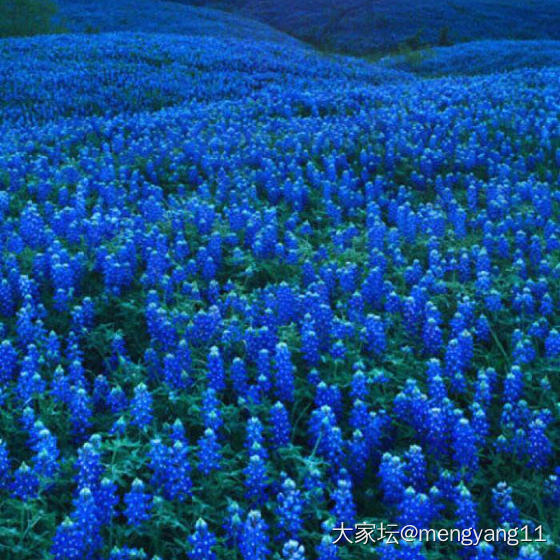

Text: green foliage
xmin=403 ymin=29 xmax=424 ymax=51
xmin=396 ymin=37 xmax=433 ymax=71
xmin=438 ymin=25 xmax=452 ymax=46
xmin=0 ymin=0 xmax=59 ymax=38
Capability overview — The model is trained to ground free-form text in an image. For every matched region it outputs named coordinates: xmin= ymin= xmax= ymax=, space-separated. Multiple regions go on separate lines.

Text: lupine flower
xmin=275 ymin=477 xmax=304 ymax=542
xmin=124 ymin=479 xmax=152 ymax=527
xmin=0 ymin=439 xmax=10 ymax=490
xmin=404 ymin=445 xmax=427 ymax=492
xmin=96 ymin=478 xmax=119 ymax=525
xmin=452 ymin=417 xmax=479 ymax=477
xmin=348 ymin=429 xmax=369 ymax=482
xmin=303 ymin=464 xmax=325 ymax=506
xmin=231 ymin=357 xmax=248 ymax=395
xmin=207 ymin=346 xmax=225 ymax=392
xmin=378 ymin=452 xmax=406 ymax=505
xmin=473 ymin=543 xmax=498 ymax=560
xmin=130 ymin=383 xmax=153 ymax=429
xmin=300 ymin=324 xmax=320 ymax=366
xmin=188 ymin=518 xmax=217 ymax=560
xmin=454 ymin=482 xmax=478 ymax=529
xmin=308 ymin=406 xmax=344 ymax=471
xmin=349 ymin=370 xmax=368 ymax=402
xmin=0 ymin=340 xmax=17 ymax=383
xmin=315 ymin=534 xmax=338 ymax=560
xmin=274 ymin=342 xmax=295 ymax=403
xmin=545 ymin=329 xmax=560 ymax=358
xmin=527 ymin=419 xmax=551 ymax=470
xmin=11 ymin=462 xmax=39 ymax=500
xmin=256 ymin=349 xmax=272 ymax=394
xmin=240 ymin=510 xmax=269 ymax=560
xmin=314 ymin=382 xmax=342 ymax=420
xmin=51 ymin=518 xmax=80 ymax=560
xmin=281 ymin=540 xmax=306 ymax=560
xmin=331 ymin=471 xmax=356 ymax=525
xmin=108 ymin=386 xmax=128 ymax=414
xmin=363 ymin=314 xmax=386 ymax=356
xmin=165 ymin=441 xmax=192 ymax=501
xmin=503 ymin=366 xmax=524 ymax=404
xmin=423 ymin=317 xmax=443 ymax=356
xmin=202 ymin=388 xmax=223 ymax=432
xmin=269 ymin=402 xmax=291 ymax=449
xmin=170 ymin=418 xmax=188 ymax=444
xmin=107 ymin=547 xmax=150 ymax=560
xmin=397 ymin=486 xmax=434 ymax=528
xmin=223 ymin=501 xmax=244 ymax=548
xmin=544 ymin=468 xmax=560 ymax=506
xmin=197 ymin=428 xmax=221 ymax=475
xmin=517 ymin=546 xmax=543 ymax=560
xmin=246 ymin=417 xmax=268 ymax=459
xmin=397 ymin=540 xmax=427 ymax=560
xmin=491 ymin=482 xmax=520 ymax=526
xmin=75 ymin=440 xmax=104 ymax=492
xmin=244 ymin=454 xmax=268 ymax=505
xmin=425 ymin=406 xmax=449 ymax=458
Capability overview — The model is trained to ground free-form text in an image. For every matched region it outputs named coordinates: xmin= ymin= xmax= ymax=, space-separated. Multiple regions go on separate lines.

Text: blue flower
xmin=11 ymin=462 xmax=39 ymax=500
xmin=275 ymin=477 xmax=304 ymax=542
xmin=452 ymin=417 xmax=479 ymax=477
xmin=197 ymin=428 xmax=222 ymax=475
xmin=51 ymin=518 xmax=80 ymax=560
xmin=207 ymin=346 xmax=225 ymax=392
xmin=397 ymin=486 xmax=433 ymax=528
xmin=130 ymin=383 xmax=153 ymax=429
xmin=281 ymin=540 xmax=306 ymax=560
xmin=240 ymin=510 xmax=269 ymax=560
xmin=269 ymin=402 xmax=291 ymax=449
xmin=124 ymin=479 xmax=152 ymax=527
xmin=491 ymin=482 xmax=520 ymax=527
xmin=331 ymin=471 xmax=356 ymax=526
xmin=71 ymin=487 xmax=102 ymax=557
xmin=454 ymin=482 xmax=478 ymax=529
xmin=244 ymin=454 xmax=268 ymax=505
xmin=404 ymin=445 xmax=427 ymax=492
xmin=274 ymin=342 xmax=295 ymax=403
xmin=188 ymin=518 xmax=217 ymax=560
xmin=527 ymin=419 xmax=551 ymax=470
xmin=0 ymin=339 xmax=17 ymax=383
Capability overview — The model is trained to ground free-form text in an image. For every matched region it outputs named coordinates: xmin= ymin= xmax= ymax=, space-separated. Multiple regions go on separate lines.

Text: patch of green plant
xmin=0 ymin=0 xmax=62 ymax=37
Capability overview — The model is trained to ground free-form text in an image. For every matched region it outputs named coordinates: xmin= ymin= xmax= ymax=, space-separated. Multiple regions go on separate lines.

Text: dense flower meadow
xmin=0 ymin=31 xmax=559 ymax=560
xmin=382 ymin=40 xmax=560 ymax=77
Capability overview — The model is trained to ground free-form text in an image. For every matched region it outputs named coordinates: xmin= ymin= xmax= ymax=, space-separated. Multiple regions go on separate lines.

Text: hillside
xmin=0 ymin=31 xmax=410 ymax=127
xmin=55 ymin=0 xmax=300 ymax=45
xmin=184 ymin=0 xmax=560 ymax=54
xmin=381 ymin=39 xmax=560 ymax=76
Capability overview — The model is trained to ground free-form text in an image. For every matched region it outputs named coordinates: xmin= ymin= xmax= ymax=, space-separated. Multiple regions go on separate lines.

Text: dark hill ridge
xmin=182 ymin=0 xmax=560 ymax=54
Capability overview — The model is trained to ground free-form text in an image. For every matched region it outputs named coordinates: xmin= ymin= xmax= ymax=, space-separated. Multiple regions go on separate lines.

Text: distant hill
xmin=0 ymin=30 xmax=411 ymax=127
xmin=181 ymin=0 xmax=560 ymax=55
xmin=381 ymin=39 xmax=560 ymax=76
xmin=55 ymin=0 xmax=301 ymax=45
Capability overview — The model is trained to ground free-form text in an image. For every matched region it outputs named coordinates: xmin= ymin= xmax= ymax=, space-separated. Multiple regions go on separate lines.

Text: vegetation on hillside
xmin=0 ymin=0 xmax=59 ymax=37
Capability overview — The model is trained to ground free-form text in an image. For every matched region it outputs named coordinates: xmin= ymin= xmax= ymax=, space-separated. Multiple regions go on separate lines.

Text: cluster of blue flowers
xmin=0 ymin=29 xmax=557 ymax=560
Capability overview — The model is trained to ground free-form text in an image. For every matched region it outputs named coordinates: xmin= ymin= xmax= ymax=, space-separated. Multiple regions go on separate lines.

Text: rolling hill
xmin=55 ymin=0 xmax=300 ymax=45
xmin=381 ymin=39 xmax=560 ymax=76
xmin=182 ymin=0 xmax=560 ymax=55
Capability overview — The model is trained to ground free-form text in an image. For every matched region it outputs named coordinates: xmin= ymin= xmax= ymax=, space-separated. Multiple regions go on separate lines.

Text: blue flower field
xmin=1 ymin=2 xmax=560 ymax=560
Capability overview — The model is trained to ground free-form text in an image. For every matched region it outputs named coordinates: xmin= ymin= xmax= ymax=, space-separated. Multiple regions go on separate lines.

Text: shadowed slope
xmin=182 ymin=0 xmax=560 ymax=55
